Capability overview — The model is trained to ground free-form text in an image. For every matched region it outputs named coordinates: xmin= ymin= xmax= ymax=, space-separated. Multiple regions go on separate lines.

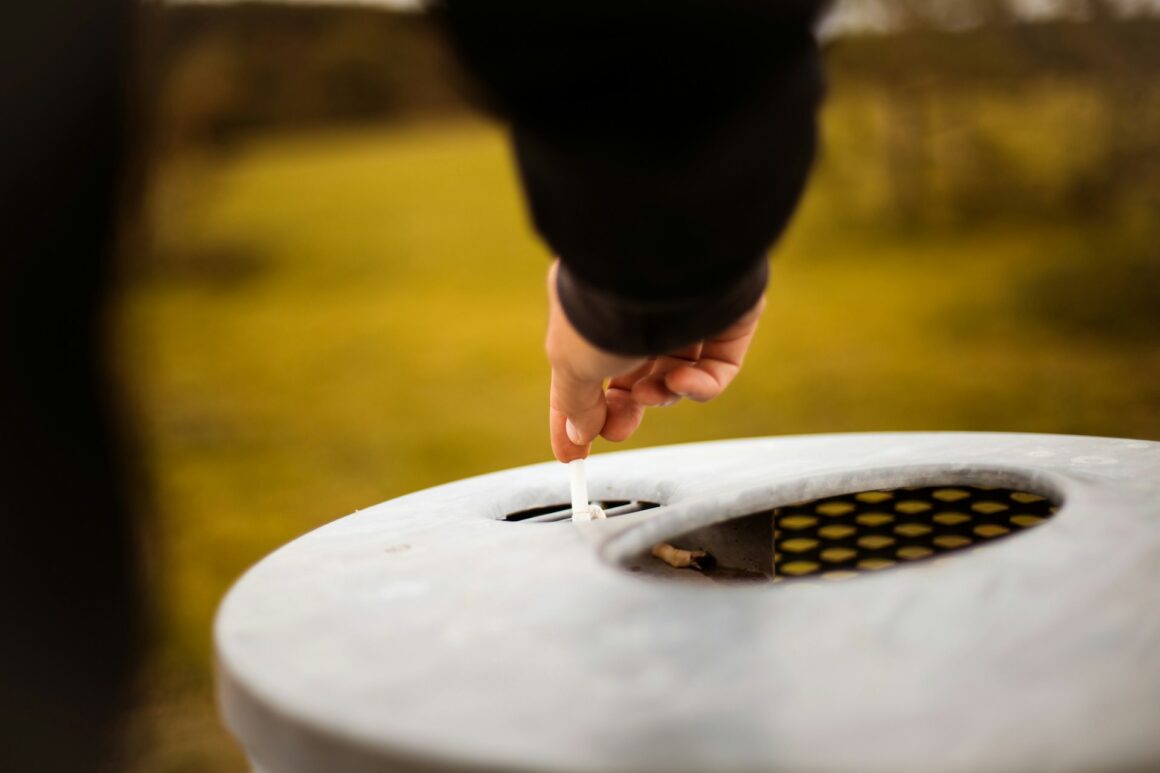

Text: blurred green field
xmin=118 ymin=113 xmax=1158 ymax=769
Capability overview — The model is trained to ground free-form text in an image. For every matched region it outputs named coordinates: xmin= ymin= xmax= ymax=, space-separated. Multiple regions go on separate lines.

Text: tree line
xmin=150 ymin=3 xmax=1159 ymax=227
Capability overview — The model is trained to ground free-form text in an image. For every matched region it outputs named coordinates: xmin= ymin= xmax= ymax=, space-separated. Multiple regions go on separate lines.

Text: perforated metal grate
xmin=772 ymin=486 xmax=1057 ymax=581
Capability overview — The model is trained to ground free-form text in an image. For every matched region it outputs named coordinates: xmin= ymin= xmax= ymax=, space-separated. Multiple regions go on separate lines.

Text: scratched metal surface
xmin=216 ymin=432 xmax=1160 ymax=773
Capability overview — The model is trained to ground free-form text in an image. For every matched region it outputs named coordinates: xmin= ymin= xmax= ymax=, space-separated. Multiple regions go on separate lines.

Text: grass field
xmin=117 ymin=116 xmax=1159 ymax=770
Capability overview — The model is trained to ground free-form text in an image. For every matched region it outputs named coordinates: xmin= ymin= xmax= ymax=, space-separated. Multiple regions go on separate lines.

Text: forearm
xmin=438 ymin=0 xmax=826 ymax=353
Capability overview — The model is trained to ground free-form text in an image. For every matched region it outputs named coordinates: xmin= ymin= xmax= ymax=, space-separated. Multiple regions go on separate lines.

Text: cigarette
xmin=569 ymin=459 xmax=605 ymax=522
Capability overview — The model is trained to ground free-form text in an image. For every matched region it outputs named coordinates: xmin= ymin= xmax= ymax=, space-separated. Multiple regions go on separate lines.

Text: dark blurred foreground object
xmin=0 ymin=2 xmax=141 ymax=771
xmin=438 ymin=0 xmax=826 ymax=355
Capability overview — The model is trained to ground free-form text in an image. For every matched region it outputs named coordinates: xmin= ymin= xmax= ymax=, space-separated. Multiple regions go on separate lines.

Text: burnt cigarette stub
xmin=651 ymin=542 xmax=711 ymax=570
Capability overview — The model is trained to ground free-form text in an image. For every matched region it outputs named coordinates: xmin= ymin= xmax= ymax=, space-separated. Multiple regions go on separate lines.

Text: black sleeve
xmin=437 ymin=0 xmax=826 ymax=355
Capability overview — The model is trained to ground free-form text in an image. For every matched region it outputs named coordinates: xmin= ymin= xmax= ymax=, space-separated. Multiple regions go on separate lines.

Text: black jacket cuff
xmin=556 ymin=257 xmax=768 ymax=356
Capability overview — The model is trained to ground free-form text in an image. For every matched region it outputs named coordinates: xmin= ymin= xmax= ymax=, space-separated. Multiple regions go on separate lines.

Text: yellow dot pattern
xmin=773 ymin=486 xmax=1057 ymax=579
xmin=857 ymin=512 xmax=894 ymax=527
xmin=819 ymin=524 xmax=856 ymax=539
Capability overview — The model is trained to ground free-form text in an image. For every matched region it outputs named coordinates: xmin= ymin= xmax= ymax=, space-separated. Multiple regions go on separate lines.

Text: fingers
xmin=602 ymin=360 xmax=654 ymax=441
xmin=549 ymin=368 xmax=608 ymax=462
xmin=662 ymin=358 xmax=740 ymax=402
xmin=644 ymin=297 xmax=765 ymax=405
xmin=630 ymin=343 xmax=703 ymax=407
xmin=544 ymin=256 xmax=766 ymax=459
xmin=546 ymin=259 xmax=644 ymax=461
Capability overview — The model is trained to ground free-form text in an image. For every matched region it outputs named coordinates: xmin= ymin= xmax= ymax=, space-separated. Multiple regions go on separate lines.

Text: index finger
xmin=549 ymin=368 xmax=607 ymax=462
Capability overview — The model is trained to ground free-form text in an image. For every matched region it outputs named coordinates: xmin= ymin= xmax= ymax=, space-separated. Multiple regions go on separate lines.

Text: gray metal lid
xmin=215 ymin=432 xmax=1160 ymax=772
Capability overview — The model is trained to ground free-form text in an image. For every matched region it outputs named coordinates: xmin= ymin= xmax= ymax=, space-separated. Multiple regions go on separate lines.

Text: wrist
xmin=547 ymin=262 xmax=641 ymax=383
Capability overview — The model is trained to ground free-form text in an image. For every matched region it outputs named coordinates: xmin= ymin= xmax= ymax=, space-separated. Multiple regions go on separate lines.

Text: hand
xmin=546 ymin=260 xmax=765 ymax=462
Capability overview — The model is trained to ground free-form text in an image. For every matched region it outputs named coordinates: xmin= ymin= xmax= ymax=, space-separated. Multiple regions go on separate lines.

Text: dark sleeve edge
xmin=556 ymin=258 xmax=769 ymax=357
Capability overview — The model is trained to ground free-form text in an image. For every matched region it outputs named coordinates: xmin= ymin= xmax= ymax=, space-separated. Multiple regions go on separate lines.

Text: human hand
xmin=546 ymin=260 xmax=765 ymax=462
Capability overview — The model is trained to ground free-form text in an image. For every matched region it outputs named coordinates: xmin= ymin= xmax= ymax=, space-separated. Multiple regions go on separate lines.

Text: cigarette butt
xmin=651 ymin=542 xmax=713 ymax=570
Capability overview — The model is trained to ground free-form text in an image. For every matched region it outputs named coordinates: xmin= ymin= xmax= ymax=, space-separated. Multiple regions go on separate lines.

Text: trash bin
xmin=215 ymin=432 xmax=1160 ymax=772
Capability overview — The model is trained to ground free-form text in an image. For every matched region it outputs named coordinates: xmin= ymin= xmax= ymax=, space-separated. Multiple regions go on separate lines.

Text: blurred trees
xmin=150 ymin=4 xmax=465 ymax=154
xmin=814 ymin=5 xmax=1160 ymax=339
xmin=150 ymin=3 xmax=1159 ymax=233
xmin=821 ymin=11 xmax=1160 ymax=226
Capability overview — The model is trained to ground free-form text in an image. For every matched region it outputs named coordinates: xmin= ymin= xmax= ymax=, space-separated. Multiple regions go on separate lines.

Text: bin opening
xmin=633 ymin=486 xmax=1058 ymax=583
xmin=503 ymin=500 xmax=660 ymax=523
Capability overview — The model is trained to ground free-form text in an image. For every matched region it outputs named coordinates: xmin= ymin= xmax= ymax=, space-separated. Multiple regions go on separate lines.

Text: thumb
xmin=549 ymin=367 xmax=607 ymax=462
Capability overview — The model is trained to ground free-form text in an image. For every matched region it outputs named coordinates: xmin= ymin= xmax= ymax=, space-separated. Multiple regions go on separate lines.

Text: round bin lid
xmin=215 ymin=432 xmax=1160 ymax=772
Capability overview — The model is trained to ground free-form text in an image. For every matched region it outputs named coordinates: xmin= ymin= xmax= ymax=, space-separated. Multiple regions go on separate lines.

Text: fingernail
xmin=672 ymin=389 xmax=688 ymax=397
xmin=661 ymin=397 xmax=679 ymax=407
xmin=565 ymin=419 xmax=583 ymax=445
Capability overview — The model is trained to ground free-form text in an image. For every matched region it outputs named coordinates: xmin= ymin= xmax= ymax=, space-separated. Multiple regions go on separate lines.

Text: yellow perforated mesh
xmin=772 ymin=486 xmax=1057 ymax=581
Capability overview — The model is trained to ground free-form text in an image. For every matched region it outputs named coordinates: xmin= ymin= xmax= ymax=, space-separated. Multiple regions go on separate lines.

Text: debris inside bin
xmin=650 ymin=542 xmax=715 ymax=571
xmin=635 ymin=485 xmax=1058 ymax=583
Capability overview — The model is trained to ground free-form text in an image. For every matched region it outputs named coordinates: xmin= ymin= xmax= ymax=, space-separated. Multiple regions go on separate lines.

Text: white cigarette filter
xmin=569 ymin=459 xmax=605 ymax=522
